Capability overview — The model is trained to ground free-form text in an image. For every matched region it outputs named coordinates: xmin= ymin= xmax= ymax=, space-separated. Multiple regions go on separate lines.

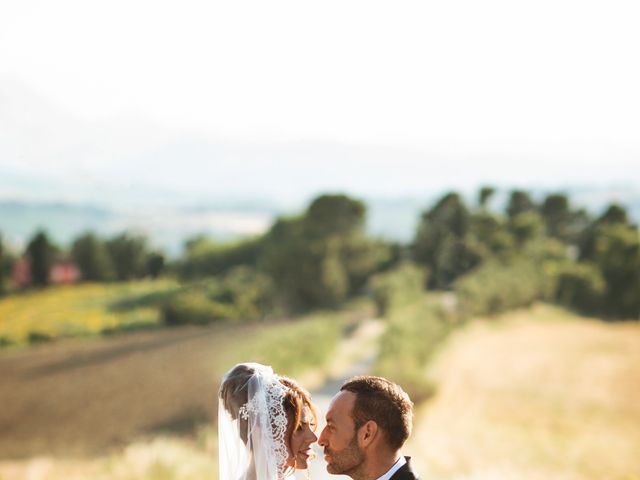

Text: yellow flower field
xmin=0 ymin=280 xmax=179 ymax=346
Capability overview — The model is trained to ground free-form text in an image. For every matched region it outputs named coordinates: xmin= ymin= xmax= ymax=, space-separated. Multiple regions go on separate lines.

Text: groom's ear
xmin=358 ymin=420 xmax=379 ymax=448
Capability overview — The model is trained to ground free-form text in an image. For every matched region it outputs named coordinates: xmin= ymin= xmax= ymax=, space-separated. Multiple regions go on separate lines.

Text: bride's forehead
xmin=301 ymin=406 xmax=314 ymax=421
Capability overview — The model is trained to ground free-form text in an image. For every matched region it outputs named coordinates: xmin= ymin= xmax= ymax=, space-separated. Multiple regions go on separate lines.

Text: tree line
xmin=0 ymin=189 xmax=638 ymax=320
xmin=413 ymin=188 xmax=639 ymax=319
xmin=0 ymin=231 xmax=165 ymax=289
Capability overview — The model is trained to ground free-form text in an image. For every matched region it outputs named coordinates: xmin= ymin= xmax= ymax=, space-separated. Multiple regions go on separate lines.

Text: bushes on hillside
xmin=161 ymin=291 xmax=236 ymax=325
xmin=176 ymin=236 xmax=262 ymax=278
xmin=160 ymin=267 xmax=274 ymax=325
xmin=454 ymin=246 xmax=561 ymax=319
xmin=260 ymin=195 xmax=395 ymax=310
xmin=375 ymin=297 xmax=451 ymax=403
xmin=369 ymin=262 xmax=426 ymax=317
xmin=581 ymin=224 xmax=640 ymax=319
xmin=554 ymin=262 xmax=605 ymax=315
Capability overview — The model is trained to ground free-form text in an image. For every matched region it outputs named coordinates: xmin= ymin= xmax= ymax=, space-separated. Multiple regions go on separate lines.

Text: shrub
xmin=375 ymin=296 xmax=451 ymax=403
xmin=177 ymin=237 xmax=262 ymax=279
xmin=555 ymin=262 xmax=606 ymax=315
xmin=455 ymin=255 xmax=557 ymax=319
xmin=217 ymin=266 xmax=275 ymax=320
xmin=161 ymin=291 xmax=235 ymax=325
xmin=369 ymin=262 xmax=426 ymax=317
xmin=161 ymin=268 xmax=275 ymax=325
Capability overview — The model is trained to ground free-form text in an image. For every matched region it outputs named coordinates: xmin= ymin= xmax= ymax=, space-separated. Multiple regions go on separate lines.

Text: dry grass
xmin=0 ymin=434 xmax=217 ymax=480
xmin=406 ymin=304 xmax=640 ymax=480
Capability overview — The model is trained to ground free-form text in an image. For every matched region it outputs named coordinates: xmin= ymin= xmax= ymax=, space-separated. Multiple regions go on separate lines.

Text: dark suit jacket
xmin=389 ymin=457 xmax=419 ymax=480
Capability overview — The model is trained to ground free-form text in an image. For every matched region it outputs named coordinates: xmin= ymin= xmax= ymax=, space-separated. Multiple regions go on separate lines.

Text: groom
xmin=318 ymin=375 xmax=419 ymax=480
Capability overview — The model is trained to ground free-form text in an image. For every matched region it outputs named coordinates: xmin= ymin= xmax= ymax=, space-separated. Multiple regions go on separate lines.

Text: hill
xmin=407 ymin=305 xmax=640 ymax=480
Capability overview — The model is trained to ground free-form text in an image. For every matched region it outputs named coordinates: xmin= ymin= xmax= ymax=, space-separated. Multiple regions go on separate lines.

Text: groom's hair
xmin=340 ymin=376 xmax=413 ymax=450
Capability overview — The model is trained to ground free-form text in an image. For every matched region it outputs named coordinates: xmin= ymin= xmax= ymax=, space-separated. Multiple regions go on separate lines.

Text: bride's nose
xmin=308 ymin=430 xmax=318 ymax=443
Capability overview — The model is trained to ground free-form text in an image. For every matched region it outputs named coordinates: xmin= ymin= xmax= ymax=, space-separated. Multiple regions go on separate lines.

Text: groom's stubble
xmin=324 ymin=432 xmax=365 ymax=477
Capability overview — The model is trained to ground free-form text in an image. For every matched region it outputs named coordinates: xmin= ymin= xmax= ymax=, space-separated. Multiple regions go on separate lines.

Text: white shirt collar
xmin=375 ymin=456 xmax=406 ymax=480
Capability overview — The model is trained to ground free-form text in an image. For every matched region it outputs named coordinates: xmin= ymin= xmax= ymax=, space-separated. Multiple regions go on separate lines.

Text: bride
xmin=218 ymin=363 xmax=318 ymax=479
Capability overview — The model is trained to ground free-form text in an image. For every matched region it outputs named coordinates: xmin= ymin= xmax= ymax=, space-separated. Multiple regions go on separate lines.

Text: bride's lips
xmin=296 ymin=449 xmax=309 ymax=460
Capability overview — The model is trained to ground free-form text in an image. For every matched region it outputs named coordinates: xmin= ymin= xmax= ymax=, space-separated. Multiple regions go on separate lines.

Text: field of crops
xmin=0 ymin=281 xmax=182 ymax=346
xmin=0 ymin=296 xmax=372 ymax=480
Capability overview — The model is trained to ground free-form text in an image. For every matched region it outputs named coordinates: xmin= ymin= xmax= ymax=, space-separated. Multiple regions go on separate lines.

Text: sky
xmin=1 ymin=0 xmax=639 ymax=205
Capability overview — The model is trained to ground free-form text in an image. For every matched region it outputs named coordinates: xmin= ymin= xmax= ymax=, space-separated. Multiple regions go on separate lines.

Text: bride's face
xmin=286 ymin=406 xmax=318 ymax=470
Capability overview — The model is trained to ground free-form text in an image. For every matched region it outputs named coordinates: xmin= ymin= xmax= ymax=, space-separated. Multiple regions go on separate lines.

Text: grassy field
xmin=0 ymin=293 xmax=371 ymax=480
xmin=0 ymin=280 xmax=182 ymax=346
xmin=3 ymin=288 xmax=637 ymax=480
xmin=406 ymin=304 xmax=640 ymax=480
xmin=375 ymin=292 xmax=453 ymax=403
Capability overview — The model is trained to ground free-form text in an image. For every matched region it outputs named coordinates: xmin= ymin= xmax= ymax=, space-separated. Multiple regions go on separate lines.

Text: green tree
xmin=579 ymin=203 xmax=630 ymax=261
xmin=587 ymin=224 xmax=640 ymax=318
xmin=539 ymin=193 xmax=590 ymax=242
xmin=71 ymin=232 xmax=114 ymax=281
xmin=178 ymin=235 xmax=262 ymax=278
xmin=413 ymin=192 xmax=481 ymax=288
xmin=508 ymin=211 xmax=545 ymax=246
xmin=25 ymin=230 xmax=55 ymax=287
xmin=0 ymin=236 xmax=16 ymax=294
xmin=506 ymin=190 xmax=535 ymax=219
xmin=554 ymin=262 xmax=606 ymax=314
xmin=0 ymin=233 xmax=4 ymax=293
xmin=146 ymin=252 xmax=165 ymax=279
xmin=106 ymin=233 xmax=149 ymax=281
xmin=540 ymin=193 xmax=571 ymax=239
xmin=260 ymin=194 xmax=387 ymax=309
xmin=469 ymin=211 xmax=514 ymax=257
xmin=305 ymin=194 xmax=366 ymax=236
xmin=478 ymin=186 xmax=496 ymax=209
xmin=599 ymin=204 xmax=629 ymax=225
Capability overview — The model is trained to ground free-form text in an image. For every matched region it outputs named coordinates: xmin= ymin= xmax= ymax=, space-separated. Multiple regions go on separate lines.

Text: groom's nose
xmin=318 ymin=426 xmax=328 ymax=446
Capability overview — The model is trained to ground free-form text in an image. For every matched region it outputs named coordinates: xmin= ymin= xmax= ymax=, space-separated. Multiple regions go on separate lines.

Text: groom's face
xmin=318 ymin=391 xmax=365 ymax=476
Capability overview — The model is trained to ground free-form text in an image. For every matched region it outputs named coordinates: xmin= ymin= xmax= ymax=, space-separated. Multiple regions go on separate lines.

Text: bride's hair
xmin=219 ymin=363 xmax=256 ymax=443
xmin=279 ymin=376 xmax=317 ymax=442
xmin=219 ymin=365 xmax=317 ymax=471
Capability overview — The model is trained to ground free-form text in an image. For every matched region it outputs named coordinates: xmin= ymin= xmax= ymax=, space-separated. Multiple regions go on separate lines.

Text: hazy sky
xmin=1 ymin=0 xmax=639 ymax=202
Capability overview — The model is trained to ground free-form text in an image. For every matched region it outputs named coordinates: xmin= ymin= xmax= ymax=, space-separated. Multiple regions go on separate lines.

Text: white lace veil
xmin=218 ymin=363 xmax=290 ymax=480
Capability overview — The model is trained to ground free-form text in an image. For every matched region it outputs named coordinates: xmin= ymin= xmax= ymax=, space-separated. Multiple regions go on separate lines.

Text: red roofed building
xmin=49 ymin=260 xmax=81 ymax=285
xmin=12 ymin=257 xmax=81 ymax=288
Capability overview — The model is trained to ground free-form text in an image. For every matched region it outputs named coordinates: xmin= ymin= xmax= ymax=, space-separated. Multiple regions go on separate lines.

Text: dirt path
xmin=306 ymin=319 xmax=386 ymax=480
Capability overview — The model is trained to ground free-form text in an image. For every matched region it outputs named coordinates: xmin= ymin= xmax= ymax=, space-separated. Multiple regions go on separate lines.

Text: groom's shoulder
xmin=390 ymin=457 xmax=419 ymax=480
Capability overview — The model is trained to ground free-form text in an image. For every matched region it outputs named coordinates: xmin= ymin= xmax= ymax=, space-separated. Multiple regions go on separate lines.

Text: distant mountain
xmin=0 ymin=200 xmax=276 ymax=256
xmin=0 ymin=201 xmax=111 ymax=245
